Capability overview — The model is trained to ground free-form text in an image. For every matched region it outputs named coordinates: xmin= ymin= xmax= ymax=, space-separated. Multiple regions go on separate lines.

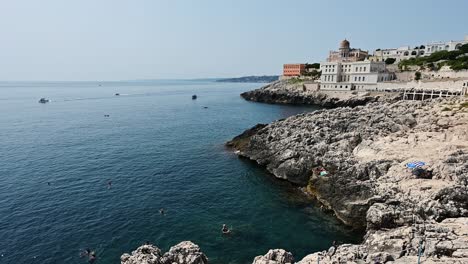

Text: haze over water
xmin=0 ymin=80 xmax=359 ymax=264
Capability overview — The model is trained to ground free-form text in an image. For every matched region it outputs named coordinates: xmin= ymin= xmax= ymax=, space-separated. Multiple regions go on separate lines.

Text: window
xmin=362 ymin=77 xmax=365 ymax=82
xmin=354 ymin=77 xmax=357 ymax=81
xmin=363 ymin=67 xmax=366 ymax=71
xmin=358 ymin=77 xmax=361 ymax=81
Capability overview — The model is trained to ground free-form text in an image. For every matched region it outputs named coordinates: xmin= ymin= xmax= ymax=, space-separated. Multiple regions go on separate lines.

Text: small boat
xmin=38 ymin=98 xmax=50 ymax=103
xmin=192 ymin=95 xmax=197 ymax=100
xmin=115 ymin=93 xmax=120 ymax=96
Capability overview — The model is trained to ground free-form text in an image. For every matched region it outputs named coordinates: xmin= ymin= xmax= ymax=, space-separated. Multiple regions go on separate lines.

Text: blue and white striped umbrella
xmin=406 ymin=161 xmax=426 ymax=169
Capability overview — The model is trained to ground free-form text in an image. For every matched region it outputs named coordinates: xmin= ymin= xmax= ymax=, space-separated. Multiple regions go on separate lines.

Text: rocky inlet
xmin=122 ymin=98 xmax=468 ymax=263
xmin=228 ymin=98 xmax=468 ymax=263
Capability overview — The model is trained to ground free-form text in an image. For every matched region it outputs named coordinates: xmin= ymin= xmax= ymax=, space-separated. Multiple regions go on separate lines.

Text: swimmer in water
xmin=222 ymin=224 xmax=231 ymax=234
xmin=107 ymin=180 xmax=112 ymax=189
xmin=88 ymin=252 xmax=96 ymax=263
xmin=159 ymin=208 xmax=165 ymax=215
xmin=80 ymin=248 xmax=91 ymax=258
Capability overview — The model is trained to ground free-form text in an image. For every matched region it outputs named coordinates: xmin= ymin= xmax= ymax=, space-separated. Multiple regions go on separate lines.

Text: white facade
xmin=371 ymin=35 xmax=468 ymax=61
xmin=320 ymin=60 xmax=394 ymax=91
xmin=371 ymin=45 xmax=426 ymax=62
xmin=424 ymin=36 xmax=468 ymax=56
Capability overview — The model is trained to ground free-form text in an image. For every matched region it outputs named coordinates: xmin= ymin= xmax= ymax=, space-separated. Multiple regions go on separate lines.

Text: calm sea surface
xmin=0 ymin=80 xmax=360 ymax=264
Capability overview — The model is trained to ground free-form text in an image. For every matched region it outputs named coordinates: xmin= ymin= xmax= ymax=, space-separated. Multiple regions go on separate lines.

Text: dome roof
xmin=340 ymin=39 xmax=350 ymax=49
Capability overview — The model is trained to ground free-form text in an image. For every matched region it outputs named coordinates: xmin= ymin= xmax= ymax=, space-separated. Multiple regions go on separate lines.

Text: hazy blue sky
xmin=0 ymin=0 xmax=467 ymax=81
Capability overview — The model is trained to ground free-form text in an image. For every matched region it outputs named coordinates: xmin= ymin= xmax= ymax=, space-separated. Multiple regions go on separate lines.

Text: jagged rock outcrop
xmin=227 ymin=97 xmax=468 ymax=263
xmin=252 ymin=249 xmax=294 ymax=264
xmin=240 ymin=80 xmax=399 ymax=107
xmin=121 ymin=241 xmax=208 ymax=264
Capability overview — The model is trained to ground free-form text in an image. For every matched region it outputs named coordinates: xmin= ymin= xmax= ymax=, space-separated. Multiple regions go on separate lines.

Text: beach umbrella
xmin=406 ymin=161 xmax=426 ymax=169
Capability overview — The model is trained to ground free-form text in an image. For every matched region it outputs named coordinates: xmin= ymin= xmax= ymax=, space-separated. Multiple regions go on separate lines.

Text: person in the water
xmin=222 ymin=224 xmax=230 ymax=234
xmin=88 ymin=251 xmax=96 ymax=263
xmin=107 ymin=180 xmax=112 ymax=189
xmin=80 ymin=248 xmax=91 ymax=258
xmin=159 ymin=208 xmax=165 ymax=215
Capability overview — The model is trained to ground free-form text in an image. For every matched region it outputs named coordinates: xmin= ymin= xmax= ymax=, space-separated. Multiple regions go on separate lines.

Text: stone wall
xmin=377 ymin=79 xmax=467 ymax=93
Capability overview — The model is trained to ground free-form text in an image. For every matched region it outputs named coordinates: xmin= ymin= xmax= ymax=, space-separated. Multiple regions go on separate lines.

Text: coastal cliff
xmin=240 ymin=80 xmax=399 ymax=107
xmin=121 ymin=241 xmax=208 ymax=264
xmin=229 ymin=98 xmax=468 ymax=263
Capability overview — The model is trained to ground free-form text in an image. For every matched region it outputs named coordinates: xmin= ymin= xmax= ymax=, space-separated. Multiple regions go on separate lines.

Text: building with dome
xmin=327 ymin=39 xmax=369 ymax=62
xmin=320 ymin=39 xmax=394 ymax=91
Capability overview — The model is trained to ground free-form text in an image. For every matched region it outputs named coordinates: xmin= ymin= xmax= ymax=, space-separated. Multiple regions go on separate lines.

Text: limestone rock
xmin=228 ymin=98 xmax=468 ymax=264
xmin=252 ymin=249 xmax=294 ymax=264
xmin=121 ymin=245 xmax=163 ymax=264
xmin=121 ymin=241 xmax=208 ymax=264
xmin=161 ymin=241 xmax=208 ymax=264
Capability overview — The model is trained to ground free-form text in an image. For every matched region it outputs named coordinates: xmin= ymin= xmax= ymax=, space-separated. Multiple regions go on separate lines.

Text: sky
xmin=0 ymin=0 xmax=467 ymax=81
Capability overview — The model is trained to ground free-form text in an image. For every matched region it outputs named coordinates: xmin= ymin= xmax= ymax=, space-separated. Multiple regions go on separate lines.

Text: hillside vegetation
xmin=399 ymin=43 xmax=468 ymax=71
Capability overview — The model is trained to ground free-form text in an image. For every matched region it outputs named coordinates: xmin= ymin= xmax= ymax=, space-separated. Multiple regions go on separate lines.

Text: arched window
xmin=419 ymin=51 xmax=424 ymax=55
xmin=404 ymin=51 xmax=409 ymax=56
xmin=411 ymin=51 xmax=417 ymax=56
xmin=445 ymin=45 xmax=449 ymax=50
xmin=358 ymin=77 xmax=361 ymax=81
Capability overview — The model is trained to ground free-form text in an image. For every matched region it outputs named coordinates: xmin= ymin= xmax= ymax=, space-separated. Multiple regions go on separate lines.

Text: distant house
xmin=283 ymin=64 xmax=306 ymax=77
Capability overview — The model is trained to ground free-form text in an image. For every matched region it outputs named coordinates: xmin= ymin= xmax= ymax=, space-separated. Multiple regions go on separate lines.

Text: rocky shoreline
xmin=121 ymin=97 xmax=467 ymax=263
xmin=121 ymin=241 xmax=208 ymax=264
xmin=227 ymin=97 xmax=468 ymax=263
xmin=240 ymin=80 xmax=400 ymax=108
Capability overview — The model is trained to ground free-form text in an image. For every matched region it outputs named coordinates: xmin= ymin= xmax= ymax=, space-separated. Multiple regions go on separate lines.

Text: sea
xmin=0 ymin=80 xmax=360 ymax=264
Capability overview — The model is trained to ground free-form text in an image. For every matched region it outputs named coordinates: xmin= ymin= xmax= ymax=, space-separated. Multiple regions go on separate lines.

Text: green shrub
xmin=385 ymin=58 xmax=396 ymax=65
xmin=415 ymin=71 xmax=421 ymax=80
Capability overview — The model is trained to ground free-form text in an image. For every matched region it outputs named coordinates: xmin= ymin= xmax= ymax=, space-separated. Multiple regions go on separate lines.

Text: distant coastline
xmin=216 ymin=75 xmax=279 ymax=83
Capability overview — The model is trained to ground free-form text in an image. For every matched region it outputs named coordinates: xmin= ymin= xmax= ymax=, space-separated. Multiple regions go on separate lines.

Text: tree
xmin=385 ymin=58 xmax=396 ymax=65
xmin=305 ymin=63 xmax=320 ymax=69
xmin=415 ymin=71 xmax=421 ymax=81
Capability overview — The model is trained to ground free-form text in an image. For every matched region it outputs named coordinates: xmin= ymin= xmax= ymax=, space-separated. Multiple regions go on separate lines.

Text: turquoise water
xmin=0 ymin=80 xmax=359 ymax=264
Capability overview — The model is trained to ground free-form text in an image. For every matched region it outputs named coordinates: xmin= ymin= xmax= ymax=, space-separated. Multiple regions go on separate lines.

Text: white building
xmin=370 ymin=35 xmax=468 ymax=62
xmin=424 ymin=35 xmax=468 ymax=56
xmin=320 ymin=60 xmax=394 ymax=91
xmin=370 ymin=45 xmax=426 ymax=63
